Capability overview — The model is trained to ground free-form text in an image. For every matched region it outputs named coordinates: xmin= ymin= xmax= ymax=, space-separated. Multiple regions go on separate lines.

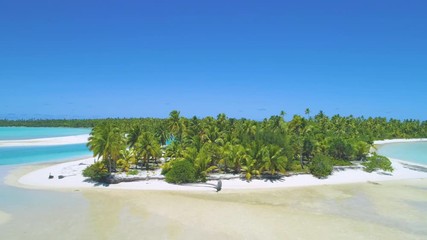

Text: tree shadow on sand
xmin=261 ymin=174 xmax=285 ymax=183
xmin=241 ymin=174 xmax=285 ymax=183
xmin=400 ymin=163 xmax=427 ymax=173
xmin=182 ymin=180 xmax=222 ymax=192
xmin=83 ymin=178 xmax=110 ymax=187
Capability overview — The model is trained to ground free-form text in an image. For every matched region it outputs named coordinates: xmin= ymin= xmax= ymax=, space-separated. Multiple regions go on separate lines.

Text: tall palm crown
xmin=87 ymin=122 xmax=126 ymax=172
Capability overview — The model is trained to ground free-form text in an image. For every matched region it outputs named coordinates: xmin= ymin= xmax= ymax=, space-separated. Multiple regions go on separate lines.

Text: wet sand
xmin=1 ymin=179 xmax=426 ymax=240
xmin=0 ymin=211 xmax=10 ymax=225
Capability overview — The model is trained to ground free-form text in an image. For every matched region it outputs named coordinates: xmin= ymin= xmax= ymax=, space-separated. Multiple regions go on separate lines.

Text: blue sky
xmin=1 ymin=1 xmax=426 ymax=120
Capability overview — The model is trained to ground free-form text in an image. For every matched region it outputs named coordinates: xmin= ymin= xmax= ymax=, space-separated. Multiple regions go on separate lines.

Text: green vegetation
xmin=82 ymin=161 xmax=109 ymax=182
xmin=165 ymin=160 xmax=196 ymax=184
xmin=0 ymin=119 xmax=100 ymax=128
xmin=362 ymin=153 xmax=394 ymax=173
xmin=127 ymin=169 xmax=139 ymax=176
xmin=309 ymin=154 xmax=333 ymax=178
xmin=5 ymin=110 xmax=423 ymax=183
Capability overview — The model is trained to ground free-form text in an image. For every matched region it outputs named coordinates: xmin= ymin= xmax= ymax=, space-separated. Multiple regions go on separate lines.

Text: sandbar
xmin=0 ymin=134 xmax=89 ymax=147
xmin=374 ymin=138 xmax=427 ymax=145
xmin=7 ymin=156 xmax=427 ymax=192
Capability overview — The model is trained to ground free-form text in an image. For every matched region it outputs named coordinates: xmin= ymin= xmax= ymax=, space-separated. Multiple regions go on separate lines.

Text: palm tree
xmin=241 ymin=156 xmax=260 ymax=181
xmin=165 ymin=141 xmax=184 ymax=159
xmin=134 ymin=132 xmax=161 ymax=170
xmin=117 ymin=148 xmax=137 ymax=172
xmin=219 ymin=142 xmax=233 ymax=173
xmin=128 ymin=124 xmax=144 ymax=148
xmin=194 ymin=146 xmax=217 ymax=181
xmin=167 ymin=110 xmax=185 ymax=140
xmin=305 ymin=108 xmax=310 ymax=118
xmin=259 ymin=145 xmax=287 ymax=175
xmin=288 ymin=115 xmax=308 ymax=168
xmin=221 ymin=143 xmax=247 ymax=174
xmin=155 ymin=122 xmax=170 ymax=146
xmin=87 ymin=122 xmax=125 ymax=172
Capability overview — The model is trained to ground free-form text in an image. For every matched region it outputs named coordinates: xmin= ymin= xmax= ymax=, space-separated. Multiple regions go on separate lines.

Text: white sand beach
xmin=0 ymin=134 xmax=90 ymax=147
xmin=10 ymin=155 xmax=427 ymax=192
xmin=374 ymin=138 xmax=427 ymax=145
xmin=4 ymin=138 xmax=426 ymax=192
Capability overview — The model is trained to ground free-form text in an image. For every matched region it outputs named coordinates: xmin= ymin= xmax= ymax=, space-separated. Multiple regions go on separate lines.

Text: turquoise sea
xmin=0 ymin=127 xmax=90 ymax=140
xmin=0 ymin=127 xmax=92 ymax=166
xmin=0 ymin=127 xmax=93 ymax=239
xmin=377 ymin=142 xmax=427 ymax=166
xmin=0 ymin=144 xmax=91 ymax=165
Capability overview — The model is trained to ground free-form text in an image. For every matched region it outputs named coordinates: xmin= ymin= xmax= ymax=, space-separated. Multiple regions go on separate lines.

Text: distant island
xmin=4 ymin=110 xmax=426 ymax=184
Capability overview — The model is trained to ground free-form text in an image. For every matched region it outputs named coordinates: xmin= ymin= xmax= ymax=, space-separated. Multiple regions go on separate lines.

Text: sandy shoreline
xmin=4 ymin=138 xmax=427 ymax=192
xmin=7 ymin=157 xmax=427 ymax=192
xmin=0 ymin=134 xmax=89 ymax=147
xmin=374 ymin=138 xmax=427 ymax=145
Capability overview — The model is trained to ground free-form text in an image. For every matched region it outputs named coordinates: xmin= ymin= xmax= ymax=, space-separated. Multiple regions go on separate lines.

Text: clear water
xmin=0 ymin=143 xmax=92 ymax=165
xmin=0 ymin=127 xmax=93 ymax=237
xmin=377 ymin=142 xmax=427 ymax=165
xmin=0 ymin=127 xmax=90 ymax=140
xmin=0 ymin=127 xmax=92 ymax=166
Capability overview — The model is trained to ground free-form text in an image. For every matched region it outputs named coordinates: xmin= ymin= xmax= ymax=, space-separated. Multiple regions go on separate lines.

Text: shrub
xmin=288 ymin=161 xmax=310 ymax=173
xmin=362 ymin=153 xmax=393 ymax=173
xmin=165 ymin=160 xmax=196 ymax=184
xmin=127 ymin=169 xmax=139 ymax=176
xmin=82 ymin=161 xmax=109 ymax=182
xmin=352 ymin=141 xmax=370 ymax=160
xmin=309 ymin=154 xmax=333 ymax=178
xmin=331 ymin=158 xmax=353 ymax=166
xmin=116 ymin=159 xmax=130 ymax=172
xmin=161 ymin=160 xmax=174 ymax=175
xmin=328 ymin=138 xmax=353 ymax=161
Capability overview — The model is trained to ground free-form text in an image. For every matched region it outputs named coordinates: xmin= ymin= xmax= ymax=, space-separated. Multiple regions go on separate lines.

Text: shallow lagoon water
xmin=0 ymin=127 xmax=93 ymax=238
xmin=1 ymin=174 xmax=426 ymax=239
xmin=0 ymin=143 xmax=91 ymax=165
xmin=377 ymin=142 xmax=427 ymax=165
xmin=0 ymin=127 xmax=90 ymax=140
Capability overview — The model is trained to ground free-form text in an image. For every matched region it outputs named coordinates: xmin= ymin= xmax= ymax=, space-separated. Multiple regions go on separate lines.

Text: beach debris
xmin=216 ymin=179 xmax=222 ymax=192
xmin=48 ymin=173 xmax=54 ymax=179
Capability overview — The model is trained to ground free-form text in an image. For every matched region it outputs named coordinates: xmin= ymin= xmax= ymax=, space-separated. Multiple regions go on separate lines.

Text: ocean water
xmin=0 ymin=127 xmax=92 ymax=165
xmin=377 ymin=142 xmax=427 ymax=165
xmin=0 ymin=127 xmax=93 ymax=238
xmin=0 ymin=127 xmax=90 ymax=140
xmin=0 ymin=144 xmax=92 ymax=165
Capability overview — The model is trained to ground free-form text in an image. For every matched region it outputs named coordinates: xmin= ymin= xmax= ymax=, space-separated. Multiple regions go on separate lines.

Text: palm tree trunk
xmin=300 ymin=152 xmax=304 ymax=169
